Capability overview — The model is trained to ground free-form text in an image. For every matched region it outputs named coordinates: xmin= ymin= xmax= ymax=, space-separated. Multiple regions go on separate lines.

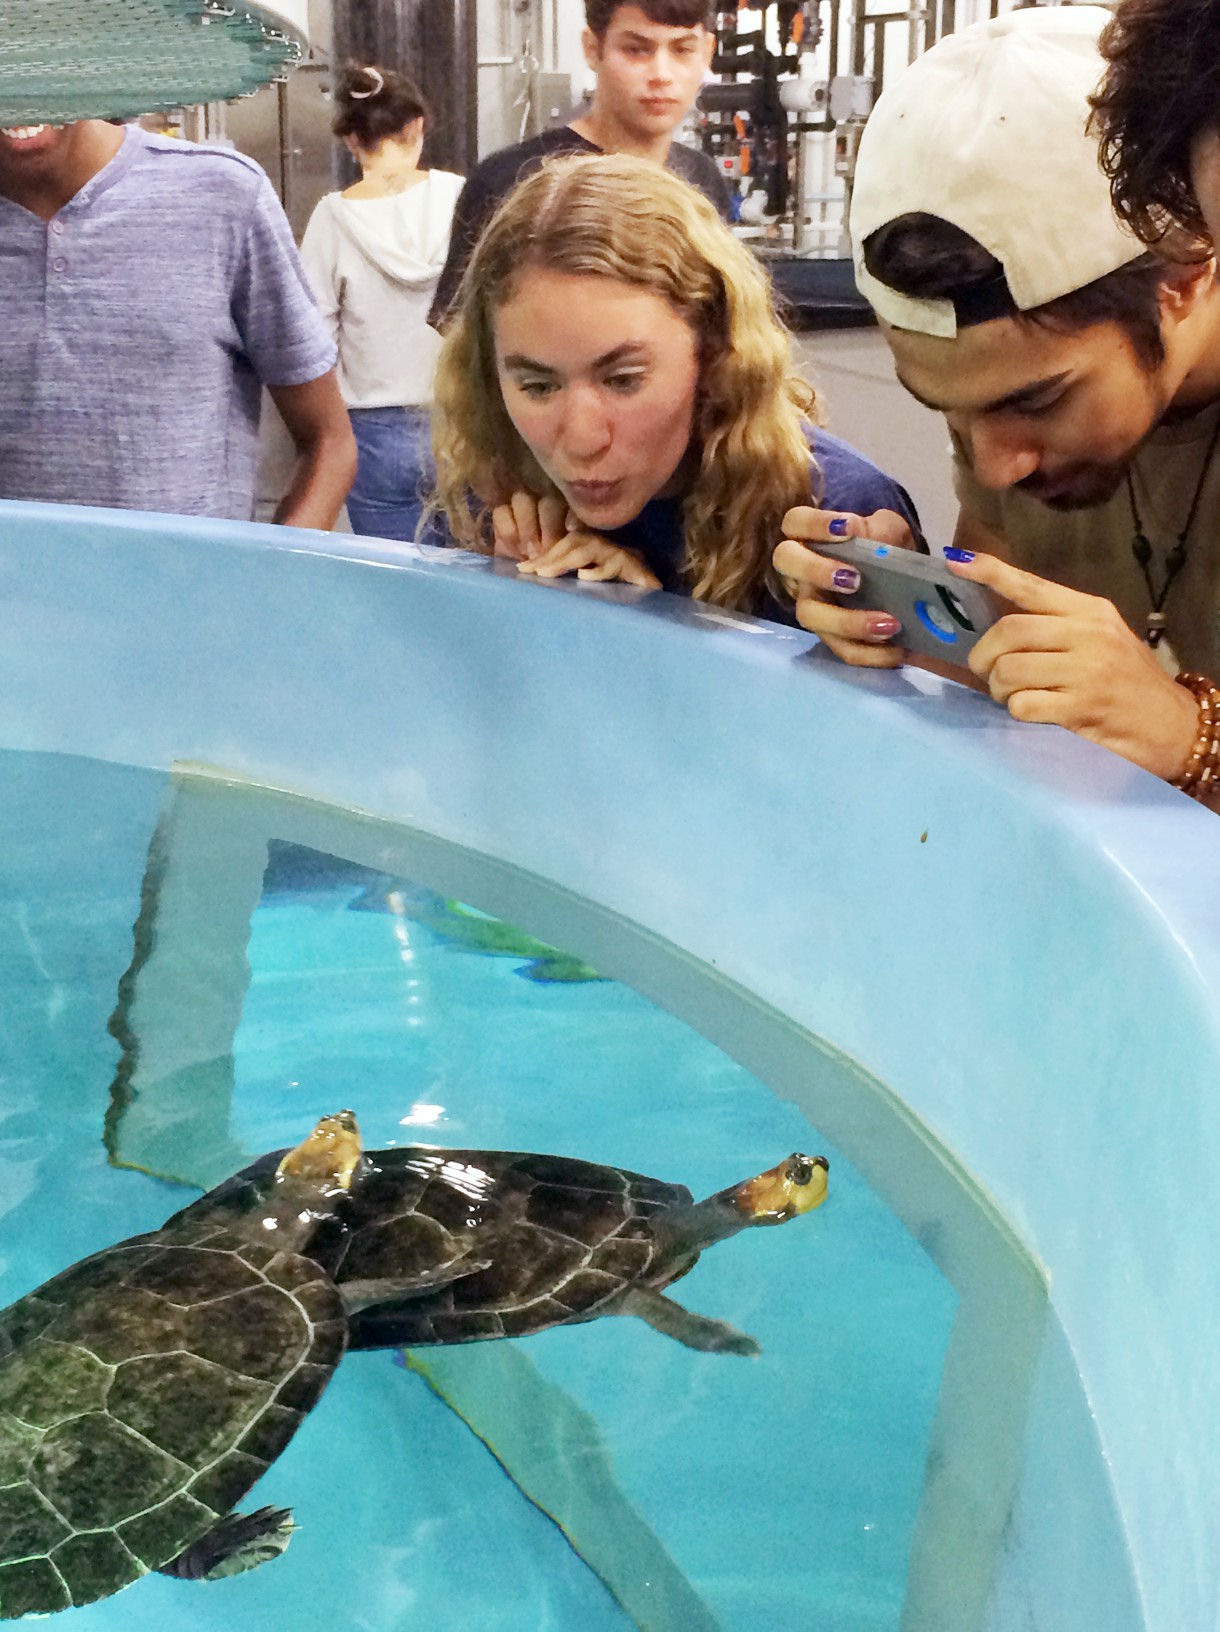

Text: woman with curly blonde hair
xmin=430 ymin=153 xmax=918 ymax=619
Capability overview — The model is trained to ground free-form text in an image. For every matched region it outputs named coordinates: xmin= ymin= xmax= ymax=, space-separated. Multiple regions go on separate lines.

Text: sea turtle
xmin=0 ymin=1110 xmax=363 ymax=1621
xmin=0 ymin=1130 xmax=826 ymax=1618
xmin=183 ymin=1144 xmax=830 ymax=1358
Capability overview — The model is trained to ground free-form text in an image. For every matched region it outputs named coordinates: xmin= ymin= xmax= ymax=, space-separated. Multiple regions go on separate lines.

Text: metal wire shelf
xmin=0 ymin=0 xmax=307 ymax=125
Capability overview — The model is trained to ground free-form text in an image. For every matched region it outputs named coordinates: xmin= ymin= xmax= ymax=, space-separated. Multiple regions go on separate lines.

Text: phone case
xmin=814 ymin=539 xmax=1001 ymax=663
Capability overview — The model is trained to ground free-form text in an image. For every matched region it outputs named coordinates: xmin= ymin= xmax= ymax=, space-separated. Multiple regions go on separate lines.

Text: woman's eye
xmin=605 ymin=372 xmax=645 ymax=394
xmin=516 ymin=378 xmax=558 ymax=399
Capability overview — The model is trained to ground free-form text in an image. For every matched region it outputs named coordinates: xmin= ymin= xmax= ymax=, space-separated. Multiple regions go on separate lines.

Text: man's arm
xmin=267 ymin=372 xmax=357 ymax=530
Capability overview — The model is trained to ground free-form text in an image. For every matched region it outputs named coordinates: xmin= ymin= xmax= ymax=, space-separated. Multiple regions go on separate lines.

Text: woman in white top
xmin=301 ymin=63 xmax=463 ymax=540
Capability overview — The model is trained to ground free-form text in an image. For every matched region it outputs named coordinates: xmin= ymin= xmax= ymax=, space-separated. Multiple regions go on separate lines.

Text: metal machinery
xmin=0 ymin=0 xmax=1020 ymax=310
xmin=697 ymin=0 xmax=1006 ymax=320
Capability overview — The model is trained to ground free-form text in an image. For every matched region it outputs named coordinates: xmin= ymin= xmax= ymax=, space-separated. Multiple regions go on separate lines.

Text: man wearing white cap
xmin=775 ymin=5 xmax=1220 ymax=804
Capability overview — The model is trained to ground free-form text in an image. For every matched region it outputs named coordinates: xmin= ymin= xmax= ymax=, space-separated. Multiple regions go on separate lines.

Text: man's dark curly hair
xmin=1091 ymin=0 xmax=1220 ymax=246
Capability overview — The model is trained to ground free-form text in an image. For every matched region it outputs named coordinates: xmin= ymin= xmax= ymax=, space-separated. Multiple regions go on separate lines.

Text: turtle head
xmin=276 ymin=1109 xmax=363 ymax=1194
xmin=733 ymin=1154 xmax=828 ymax=1224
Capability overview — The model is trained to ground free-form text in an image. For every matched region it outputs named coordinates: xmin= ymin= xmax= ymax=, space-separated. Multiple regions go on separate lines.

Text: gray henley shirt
xmin=0 ymin=126 xmax=337 ymax=520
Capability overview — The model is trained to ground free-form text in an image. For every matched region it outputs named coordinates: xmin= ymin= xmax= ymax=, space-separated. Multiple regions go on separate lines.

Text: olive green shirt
xmin=953 ymin=398 xmax=1220 ymax=675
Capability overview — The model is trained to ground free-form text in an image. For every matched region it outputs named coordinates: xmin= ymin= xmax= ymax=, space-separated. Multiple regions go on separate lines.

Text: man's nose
xmin=964 ymin=417 xmax=1040 ymax=491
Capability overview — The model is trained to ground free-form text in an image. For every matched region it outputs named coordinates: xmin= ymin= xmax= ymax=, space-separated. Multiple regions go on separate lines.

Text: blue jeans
xmin=346 ymin=406 xmax=434 ymax=542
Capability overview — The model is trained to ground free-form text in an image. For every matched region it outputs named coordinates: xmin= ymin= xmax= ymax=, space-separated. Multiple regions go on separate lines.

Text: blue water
xmin=0 ymin=749 xmax=1024 ymax=1631
xmin=229 ymin=860 xmax=956 ymax=1631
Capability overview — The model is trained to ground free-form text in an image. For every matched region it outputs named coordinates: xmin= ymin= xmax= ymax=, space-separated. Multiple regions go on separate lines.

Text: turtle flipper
xmin=612 ymin=1286 xmax=761 ymax=1357
xmin=157 ymin=1506 xmax=297 ymax=1582
xmin=340 ymin=1259 xmax=493 ymax=1315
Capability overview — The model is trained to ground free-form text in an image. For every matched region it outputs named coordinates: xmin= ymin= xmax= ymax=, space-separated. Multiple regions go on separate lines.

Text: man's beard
xmin=1013 ymin=463 xmax=1130 ymax=510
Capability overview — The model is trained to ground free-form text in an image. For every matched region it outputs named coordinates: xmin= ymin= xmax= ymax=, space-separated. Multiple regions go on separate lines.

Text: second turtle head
xmin=276 ymin=1109 xmax=363 ymax=1194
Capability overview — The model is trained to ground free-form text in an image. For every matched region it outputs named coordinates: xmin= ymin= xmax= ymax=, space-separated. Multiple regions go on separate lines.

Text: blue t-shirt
xmin=603 ymin=428 xmax=921 ymax=622
xmin=0 ymin=126 xmax=336 ymax=520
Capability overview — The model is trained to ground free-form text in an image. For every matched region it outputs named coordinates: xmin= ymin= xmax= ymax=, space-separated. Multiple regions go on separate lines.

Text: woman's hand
xmin=950 ymin=552 xmax=1199 ymax=780
xmin=492 ymin=490 xmax=660 ymax=590
xmin=772 ymin=507 xmax=918 ymax=668
xmin=492 ymin=492 xmax=570 ymax=561
xmin=518 ymin=529 xmax=660 ymax=589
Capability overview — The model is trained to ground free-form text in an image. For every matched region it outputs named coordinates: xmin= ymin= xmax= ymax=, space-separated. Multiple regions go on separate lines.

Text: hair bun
xmin=349 ymin=65 xmax=385 ymax=100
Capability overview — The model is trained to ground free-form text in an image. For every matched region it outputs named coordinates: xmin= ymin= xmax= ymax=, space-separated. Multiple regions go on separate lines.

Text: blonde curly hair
xmin=431 ymin=153 xmax=821 ymax=611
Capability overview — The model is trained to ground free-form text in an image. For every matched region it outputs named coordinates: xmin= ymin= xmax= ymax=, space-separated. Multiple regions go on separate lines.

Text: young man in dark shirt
xmin=428 ymin=0 xmax=729 ymax=327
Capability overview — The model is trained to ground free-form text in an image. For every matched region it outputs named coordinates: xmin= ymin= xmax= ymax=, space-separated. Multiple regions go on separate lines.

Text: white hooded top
xmin=299 ymin=168 xmax=464 ymax=409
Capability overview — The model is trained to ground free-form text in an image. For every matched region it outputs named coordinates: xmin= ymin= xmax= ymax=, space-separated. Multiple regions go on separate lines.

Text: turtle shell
xmin=0 ymin=1218 xmax=345 ymax=1619
xmin=335 ymin=1147 xmax=693 ymax=1348
xmin=164 ymin=1144 xmax=696 ymax=1347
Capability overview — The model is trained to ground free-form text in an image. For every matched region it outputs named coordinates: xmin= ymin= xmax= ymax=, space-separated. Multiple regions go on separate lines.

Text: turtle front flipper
xmin=339 ymin=1259 xmax=493 ymax=1316
xmin=610 ymin=1286 xmax=761 ymax=1357
xmin=157 ymin=1506 xmax=297 ymax=1582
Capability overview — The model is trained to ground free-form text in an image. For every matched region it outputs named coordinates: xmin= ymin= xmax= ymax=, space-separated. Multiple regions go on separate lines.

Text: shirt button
xmin=51 ymin=257 xmax=66 ymax=272
xmin=50 ymin=220 xmax=64 ymax=235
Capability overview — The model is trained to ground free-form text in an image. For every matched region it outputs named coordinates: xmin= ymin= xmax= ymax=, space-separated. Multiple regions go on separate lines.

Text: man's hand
xmin=268 ymin=373 xmax=356 ymax=531
xmin=950 ymin=552 xmax=1199 ymax=780
xmin=772 ymin=507 xmax=918 ymax=668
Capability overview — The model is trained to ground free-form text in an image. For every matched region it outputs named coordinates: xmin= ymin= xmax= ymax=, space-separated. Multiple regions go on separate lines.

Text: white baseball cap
xmin=850 ymin=5 xmax=1144 ymax=338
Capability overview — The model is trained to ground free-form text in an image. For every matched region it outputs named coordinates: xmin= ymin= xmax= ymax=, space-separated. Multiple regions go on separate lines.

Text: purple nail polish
xmin=828 ymin=517 xmax=850 ymax=537
xmin=832 ymin=567 xmax=861 ymax=591
xmin=944 ymin=547 xmax=975 ymax=563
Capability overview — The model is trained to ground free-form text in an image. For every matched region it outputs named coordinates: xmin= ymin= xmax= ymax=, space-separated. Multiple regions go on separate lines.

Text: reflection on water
xmin=0 ymin=752 xmax=1139 ymax=1631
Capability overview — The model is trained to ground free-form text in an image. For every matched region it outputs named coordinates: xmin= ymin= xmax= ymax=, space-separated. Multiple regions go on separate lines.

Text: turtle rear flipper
xmin=158 ymin=1506 xmax=296 ymax=1582
xmin=611 ymin=1286 xmax=761 ymax=1357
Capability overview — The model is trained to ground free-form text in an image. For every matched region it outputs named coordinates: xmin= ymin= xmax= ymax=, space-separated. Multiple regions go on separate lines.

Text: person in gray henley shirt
xmin=0 ymin=118 xmax=356 ymax=526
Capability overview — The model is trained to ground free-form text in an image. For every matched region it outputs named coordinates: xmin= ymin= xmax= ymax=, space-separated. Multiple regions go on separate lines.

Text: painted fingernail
xmin=943 ymin=547 xmax=974 ymax=563
xmin=867 ymin=615 xmax=902 ymax=638
xmin=828 ymin=517 xmax=850 ymax=537
xmin=832 ymin=567 xmax=861 ymax=591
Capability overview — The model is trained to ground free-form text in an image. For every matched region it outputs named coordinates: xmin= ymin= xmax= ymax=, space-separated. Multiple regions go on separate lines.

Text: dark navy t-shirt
xmin=603 ymin=428 xmax=921 ymax=623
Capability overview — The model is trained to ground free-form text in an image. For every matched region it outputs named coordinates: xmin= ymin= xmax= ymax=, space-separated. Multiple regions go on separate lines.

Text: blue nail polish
xmin=828 ymin=518 xmax=850 ymax=537
xmin=832 ymin=567 xmax=860 ymax=591
xmin=944 ymin=547 xmax=975 ymax=563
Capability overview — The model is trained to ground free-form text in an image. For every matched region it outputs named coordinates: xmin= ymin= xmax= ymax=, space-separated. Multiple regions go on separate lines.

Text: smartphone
xmin=814 ymin=538 xmax=1001 ymax=664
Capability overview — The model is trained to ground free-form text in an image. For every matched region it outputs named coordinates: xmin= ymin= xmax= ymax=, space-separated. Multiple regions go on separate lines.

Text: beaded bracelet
xmin=1172 ymin=672 xmax=1220 ymax=799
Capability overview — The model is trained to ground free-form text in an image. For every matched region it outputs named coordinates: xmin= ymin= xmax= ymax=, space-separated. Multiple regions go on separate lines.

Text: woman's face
xmin=493 ymin=269 xmax=700 ymax=529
